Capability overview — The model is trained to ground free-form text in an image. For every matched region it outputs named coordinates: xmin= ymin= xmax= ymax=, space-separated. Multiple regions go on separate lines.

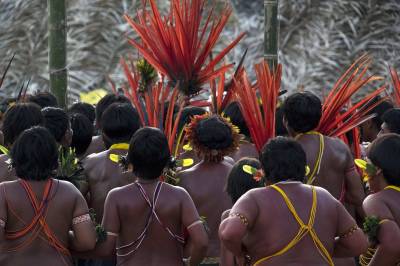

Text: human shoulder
xmin=82 ymin=150 xmax=108 ymax=169
xmin=363 ymin=192 xmax=391 ymax=219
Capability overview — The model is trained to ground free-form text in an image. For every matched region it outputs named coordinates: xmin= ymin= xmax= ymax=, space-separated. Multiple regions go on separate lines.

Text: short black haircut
xmin=195 ymin=115 xmax=234 ymax=150
xmin=101 ymin=103 xmax=141 ymax=148
xmin=260 ymin=136 xmax=306 ymax=183
xmin=68 ymin=102 xmax=96 ymax=124
xmin=128 ymin=127 xmax=170 ymax=180
xmin=226 ymin=157 xmax=263 ymax=203
xmin=365 ymin=96 xmax=393 ymax=130
xmin=368 ymin=134 xmax=400 ymax=186
xmin=224 ymin=102 xmax=250 ymax=138
xmin=70 ymin=113 xmax=94 ymax=156
xmin=282 ymin=92 xmax=322 ymax=133
xmin=42 ymin=107 xmax=70 ymax=143
xmin=11 ymin=126 xmax=58 ymax=181
xmin=95 ymin=94 xmax=130 ymax=129
xmin=3 ymin=103 xmax=43 ymax=146
xmin=177 ymin=106 xmax=206 ymax=134
xmin=381 ymin=108 xmax=400 ymax=134
xmin=275 ymin=106 xmax=288 ymax=136
xmin=28 ymin=91 xmax=58 ymax=108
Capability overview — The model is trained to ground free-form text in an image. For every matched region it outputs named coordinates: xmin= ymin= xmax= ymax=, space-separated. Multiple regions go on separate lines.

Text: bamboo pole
xmin=48 ymin=0 xmax=67 ymax=108
xmin=264 ymin=0 xmax=279 ymax=70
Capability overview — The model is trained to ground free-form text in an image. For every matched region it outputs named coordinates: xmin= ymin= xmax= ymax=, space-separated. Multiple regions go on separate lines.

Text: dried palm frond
xmin=389 ymin=66 xmax=400 ymax=107
xmin=124 ymin=0 xmax=245 ymax=97
xmin=233 ymin=61 xmax=282 ymax=152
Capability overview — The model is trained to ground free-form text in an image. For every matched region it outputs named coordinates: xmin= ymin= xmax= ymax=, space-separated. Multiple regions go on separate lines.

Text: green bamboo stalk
xmin=48 ymin=0 xmax=67 ymax=108
xmin=264 ymin=0 xmax=279 ymax=70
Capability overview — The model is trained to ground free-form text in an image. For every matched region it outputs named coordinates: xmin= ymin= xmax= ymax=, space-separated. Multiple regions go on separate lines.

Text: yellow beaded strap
xmin=295 ymin=131 xmax=324 ymax=185
xmin=254 ymin=185 xmax=333 ymax=266
xmin=0 ymin=145 xmax=9 ymax=156
xmin=384 ymin=185 xmax=400 ymax=192
xmin=109 ymin=143 xmax=129 ymax=163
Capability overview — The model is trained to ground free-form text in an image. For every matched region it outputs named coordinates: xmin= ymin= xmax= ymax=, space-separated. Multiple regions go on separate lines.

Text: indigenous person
xmin=359 ymin=96 xmax=393 ymax=143
xmin=282 ymin=92 xmax=365 ymax=206
xmin=87 ymin=127 xmax=208 ymax=266
xmin=220 ymin=158 xmax=263 ymax=266
xmin=82 ymin=103 xmax=141 ymax=222
xmin=0 ymin=103 xmax=43 ymax=182
xmin=28 ymin=91 xmax=59 ymax=108
xmin=68 ymin=102 xmax=96 ymax=125
xmin=0 ymin=126 xmax=96 ymax=266
xmin=224 ymin=102 xmax=258 ymax=161
xmin=178 ymin=114 xmax=240 ymax=264
xmin=359 ymin=134 xmax=400 ymax=265
xmin=42 ymin=107 xmax=73 ymax=148
xmin=70 ymin=113 xmax=95 ymax=160
xmin=219 ymin=137 xmax=368 ymax=265
xmin=85 ymin=94 xmax=130 ymax=156
xmin=378 ymin=108 xmax=400 ymax=136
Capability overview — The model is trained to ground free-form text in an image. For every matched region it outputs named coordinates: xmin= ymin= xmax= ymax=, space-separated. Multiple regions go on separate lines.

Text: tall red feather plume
xmin=233 ymin=61 xmax=282 ymax=152
xmin=389 ymin=66 xmax=400 ymax=107
xmin=124 ymin=0 xmax=245 ymax=97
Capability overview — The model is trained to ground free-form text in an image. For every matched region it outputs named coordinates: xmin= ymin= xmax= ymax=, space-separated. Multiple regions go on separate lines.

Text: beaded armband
xmin=187 ymin=220 xmax=203 ymax=230
xmin=229 ymin=212 xmax=249 ymax=227
xmin=339 ymin=224 xmax=358 ymax=239
xmin=0 ymin=218 xmax=5 ymax=228
xmin=72 ymin=213 xmax=91 ymax=225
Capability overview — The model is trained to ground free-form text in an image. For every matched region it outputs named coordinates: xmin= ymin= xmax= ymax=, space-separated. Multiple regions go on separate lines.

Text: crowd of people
xmin=0 ymin=89 xmax=399 ymax=266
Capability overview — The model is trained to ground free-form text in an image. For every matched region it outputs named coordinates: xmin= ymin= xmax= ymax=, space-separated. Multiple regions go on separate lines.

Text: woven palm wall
xmin=1 ymin=0 xmax=399 ymax=102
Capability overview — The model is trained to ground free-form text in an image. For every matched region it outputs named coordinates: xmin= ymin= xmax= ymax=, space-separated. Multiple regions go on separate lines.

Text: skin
xmin=219 ymin=183 xmax=369 ymax=265
xmin=0 ymin=179 xmax=96 ymax=266
xmin=230 ymin=141 xmax=258 ymax=162
xmin=377 ymin=122 xmax=390 ymax=137
xmin=86 ymin=178 xmax=208 ymax=266
xmin=82 ymin=147 xmax=135 ymax=222
xmin=286 ymin=123 xmax=365 ymax=207
xmin=360 ymin=120 xmax=379 ymax=143
xmin=178 ymin=158 xmax=234 ymax=258
xmin=83 ymin=135 xmax=106 ymax=158
xmin=362 ymin=168 xmax=400 ymax=265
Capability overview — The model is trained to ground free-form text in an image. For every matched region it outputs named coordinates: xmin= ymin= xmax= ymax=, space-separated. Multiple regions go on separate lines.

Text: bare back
xmin=230 ymin=142 xmax=258 ymax=162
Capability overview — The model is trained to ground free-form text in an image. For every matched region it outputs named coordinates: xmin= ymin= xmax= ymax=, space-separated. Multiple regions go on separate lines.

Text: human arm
xmin=343 ymin=146 xmax=365 ymax=206
xmin=219 ymin=191 xmax=258 ymax=257
xmin=180 ymin=188 xmax=208 ymax=266
xmin=333 ymin=199 xmax=368 ymax=257
xmin=363 ymin=195 xmax=400 ymax=265
xmin=220 ymin=210 xmax=235 ymax=266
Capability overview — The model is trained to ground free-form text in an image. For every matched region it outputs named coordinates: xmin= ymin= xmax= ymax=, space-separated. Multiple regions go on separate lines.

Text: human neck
xmin=136 ymin=177 xmax=160 ymax=184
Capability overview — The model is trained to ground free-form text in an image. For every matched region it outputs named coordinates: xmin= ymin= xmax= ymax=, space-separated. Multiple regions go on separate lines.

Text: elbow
xmin=379 ymin=241 xmax=400 ymax=255
xmin=194 ymin=234 xmax=209 ymax=253
xmin=74 ymin=239 xmax=96 ymax=252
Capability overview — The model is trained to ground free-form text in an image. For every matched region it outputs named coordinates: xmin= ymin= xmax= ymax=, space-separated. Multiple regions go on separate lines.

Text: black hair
xmin=195 ymin=115 xmax=233 ymax=150
xmin=224 ymin=102 xmax=250 ymax=138
xmin=42 ymin=107 xmax=70 ymax=143
xmin=275 ymin=106 xmax=288 ymax=136
xmin=128 ymin=127 xmax=170 ymax=180
xmin=260 ymin=136 xmax=306 ymax=183
xmin=177 ymin=106 xmax=206 ymax=134
xmin=282 ymin=92 xmax=322 ymax=133
xmin=11 ymin=126 xmax=58 ymax=181
xmin=70 ymin=113 xmax=94 ymax=156
xmin=28 ymin=91 xmax=58 ymax=108
xmin=226 ymin=158 xmax=263 ymax=203
xmin=381 ymin=108 xmax=400 ymax=134
xmin=3 ymin=103 xmax=43 ymax=146
xmin=95 ymin=94 xmax=130 ymax=129
xmin=68 ymin=102 xmax=96 ymax=124
xmin=101 ymin=103 xmax=141 ymax=148
xmin=365 ymin=96 xmax=393 ymax=130
xmin=368 ymin=134 xmax=400 ymax=186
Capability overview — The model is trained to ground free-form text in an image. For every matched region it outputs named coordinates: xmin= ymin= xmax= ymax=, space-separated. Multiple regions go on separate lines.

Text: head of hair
xmin=101 ymin=103 xmax=141 ymax=148
xmin=195 ymin=115 xmax=234 ymax=150
xmin=381 ymin=108 xmax=400 ymax=134
xmin=282 ymin=92 xmax=322 ymax=133
xmin=28 ymin=91 xmax=58 ymax=108
xmin=41 ymin=107 xmax=70 ymax=143
xmin=226 ymin=158 xmax=263 ymax=203
xmin=177 ymin=106 xmax=206 ymax=134
xmin=128 ymin=127 xmax=170 ymax=180
xmin=365 ymin=96 xmax=393 ymax=130
xmin=3 ymin=103 xmax=43 ymax=146
xmin=11 ymin=126 xmax=58 ymax=181
xmin=260 ymin=136 xmax=306 ymax=183
xmin=70 ymin=113 xmax=94 ymax=156
xmin=95 ymin=94 xmax=130 ymax=129
xmin=68 ymin=102 xmax=96 ymax=124
xmin=224 ymin=102 xmax=250 ymax=138
xmin=275 ymin=106 xmax=288 ymax=136
xmin=367 ymin=134 xmax=400 ymax=186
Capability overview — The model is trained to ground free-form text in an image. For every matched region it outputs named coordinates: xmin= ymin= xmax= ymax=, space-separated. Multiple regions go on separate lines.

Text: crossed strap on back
xmin=4 ymin=179 xmax=70 ymax=258
xmin=116 ymin=181 xmax=184 ymax=257
xmin=254 ymin=185 xmax=333 ymax=266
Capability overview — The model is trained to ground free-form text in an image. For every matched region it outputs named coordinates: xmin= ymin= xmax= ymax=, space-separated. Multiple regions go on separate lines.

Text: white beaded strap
xmin=107 ymin=231 xmax=118 ymax=237
xmin=187 ymin=220 xmax=203 ymax=230
xmin=72 ymin=213 xmax=91 ymax=225
xmin=0 ymin=218 xmax=5 ymax=228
